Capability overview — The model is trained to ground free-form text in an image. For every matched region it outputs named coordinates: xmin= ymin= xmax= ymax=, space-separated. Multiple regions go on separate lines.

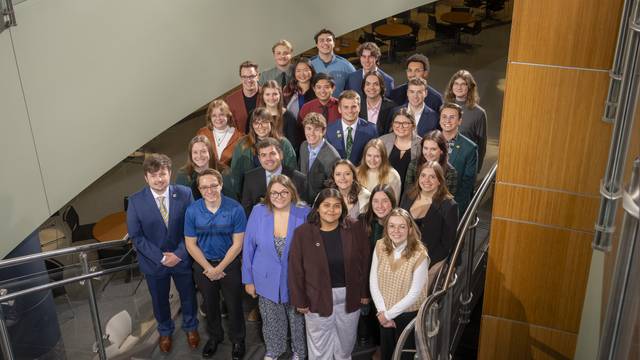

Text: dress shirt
xmin=307 ymin=139 xmax=325 ymax=171
xmin=265 ymin=166 xmax=283 ymax=185
xmin=369 ymin=241 xmax=429 ymax=320
xmin=408 ymin=103 xmax=425 ymax=129
xmin=151 ymin=187 xmax=170 ymax=214
xmin=341 ymin=120 xmax=359 ymax=148
xmin=367 ymin=98 xmax=382 ymax=125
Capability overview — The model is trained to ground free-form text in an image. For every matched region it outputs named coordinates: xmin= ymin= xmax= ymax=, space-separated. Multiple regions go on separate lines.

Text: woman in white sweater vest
xmin=370 ymin=208 xmax=429 ymax=360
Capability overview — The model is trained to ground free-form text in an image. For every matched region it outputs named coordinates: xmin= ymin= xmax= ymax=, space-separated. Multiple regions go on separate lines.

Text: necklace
xmin=213 ymin=127 xmax=231 ymax=146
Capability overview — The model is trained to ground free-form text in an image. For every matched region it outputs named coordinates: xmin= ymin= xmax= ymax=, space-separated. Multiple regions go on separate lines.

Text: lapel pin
xmin=172 ymin=193 xmax=177 ymax=198
xmin=315 ymin=242 xmax=320 ymax=247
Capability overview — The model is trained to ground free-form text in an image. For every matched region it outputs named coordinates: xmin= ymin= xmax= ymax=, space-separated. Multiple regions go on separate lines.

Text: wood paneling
xmin=479 ymin=316 xmax=577 ymax=360
xmin=484 ymin=219 xmax=592 ymax=332
xmin=493 ymin=183 xmax=599 ymax=233
xmin=497 ymin=64 xmax=612 ymax=195
xmin=508 ymin=0 xmax=622 ymax=69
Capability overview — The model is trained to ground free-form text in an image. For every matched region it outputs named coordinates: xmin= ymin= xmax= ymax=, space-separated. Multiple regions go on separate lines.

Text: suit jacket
xmin=299 ymin=140 xmax=341 ymax=204
xmin=378 ymin=132 xmax=422 ymax=163
xmin=400 ymin=195 xmax=458 ymax=263
xmin=359 ymin=97 xmax=397 ymax=135
xmin=288 ymin=220 xmax=370 ymax=316
xmin=390 ymin=83 xmax=444 ymax=114
xmin=345 ymin=68 xmax=395 ymax=98
xmin=242 ymin=204 xmax=310 ymax=303
xmin=449 ymin=133 xmax=478 ymax=215
xmin=326 ymin=118 xmax=378 ymax=166
xmin=226 ymin=87 xmax=261 ymax=134
xmin=126 ymin=185 xmax=193 ymax=275
xmin=393 ymin=105 xmax=439 ymax=137
xmin=241 ymin=165 xmax=306 ymax=216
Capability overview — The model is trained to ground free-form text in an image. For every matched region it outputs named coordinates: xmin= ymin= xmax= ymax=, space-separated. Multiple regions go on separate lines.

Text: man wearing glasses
xmin=126 ymin=153 xmax=199 ymax=354
xmin=241 ymin=137 xmax=305 ymax=216
xmin=185 ymin=168 xmax=247 ymax=359
xmin=226 ymin=60 xmax=261 ymax=134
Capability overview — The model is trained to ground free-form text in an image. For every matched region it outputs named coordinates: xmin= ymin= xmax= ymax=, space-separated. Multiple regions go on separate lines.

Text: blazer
xmin=345 ymin=68 xmax=395 ymax=98
xmin=393 ymin=105 xmax=439 ymax=137
xmin=326 ymin=118 xmax=378 ymax=166
xmin=378 ymin=132 xmax=422 ymax=163
xmin=196 ymin=126 xmax=243 ymax=166
xmin=241 ymin=165 xmax=306 ymax=216
xmin=359 ymin=97 xmax=398 ymax=135
xmin=126 ymin=185 xmax=193 ymax=275
xmin=449 ymin=133 xmax=478 ymax=215
xmin=390 ymin=83 xmax=444 ymax=114
xmin=400 ymin=195 xmax=458 ymax=264
xmin=299 ymin=140 xmax=341 ymax=204
xmin=288 ymin=220 xmax=370 ymax=316
xmin=226 ymin=87 xmax=261 ymax=134
xmin=242 ymin=204 xmax=310 ymax=303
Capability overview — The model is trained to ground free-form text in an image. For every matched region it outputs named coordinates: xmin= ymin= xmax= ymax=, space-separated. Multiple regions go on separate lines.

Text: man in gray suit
xmin=299 ymin=112 xmax=341 ymax=204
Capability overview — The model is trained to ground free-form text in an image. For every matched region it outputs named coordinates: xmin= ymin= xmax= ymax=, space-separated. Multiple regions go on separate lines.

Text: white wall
xmin=0 ymin=0 xmax=428 ymax=257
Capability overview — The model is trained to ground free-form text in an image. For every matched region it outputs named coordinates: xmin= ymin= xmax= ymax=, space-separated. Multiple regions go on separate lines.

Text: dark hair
xmin=356 ymin=42 xmax=381 ymax=60
xmin=325 ymin=159 xmax=363 ymax=205
xmin=255 ymin=137 xmax=284 ymax=158
xmin=361 ymin=71 xmax=386 ymax=99
xmin=307 ymin=188 xmax=349 ymax=228
xmin=238 ymin=60 xmax=259 ymax=75
xmin=181 ymin=135 xmax=219 ymax=179
xmin=311 ymin=73 xmax=336 ymax=88
xmin=406 ymin=161 xmax=453 ymax=203
xmin=143 ymin=153 xmax=172 ymax=174
xmin=314 ymin=28 xmax=335 ymax=43
xmin=406 ymin=53 xmax=430 ymax=73
xmin=419 ymin=130 xmax=450 ymax=171
xmin=263 ymin=174 xmax=302 ymax=211
xmin=196 ymin=168 xmax=223 ymax=187
xmin=440 ymin=102 xmax=463 ymax=119
xmin=360 ymin=184 xmax=397 ymax=236
xmin=242 ymin=107 xmax=280 ymax=153
xmin=283 ymin=57 xmax=317 ymax=101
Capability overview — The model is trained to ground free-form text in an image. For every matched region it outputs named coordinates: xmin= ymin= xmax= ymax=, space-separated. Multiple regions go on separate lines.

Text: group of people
xmin=126 ymin=27 xmax=487 ymax=360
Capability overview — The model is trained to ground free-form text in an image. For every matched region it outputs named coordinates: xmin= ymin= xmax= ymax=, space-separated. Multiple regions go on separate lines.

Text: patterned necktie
xmin=346 ymin=126 xmax=353 ymax=159
xmin=158 ymin=196 xmax=169 ymax=227
xmin=280 ymin=72 xmax=287 ymax=88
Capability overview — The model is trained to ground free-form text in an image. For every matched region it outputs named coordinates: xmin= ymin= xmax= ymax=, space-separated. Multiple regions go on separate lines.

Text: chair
xmin=452 ymin=6 xmax=472 ymax=13
xmin=394 ymin=35 xmax=417 ymax=54
xmin=62 ymin=206 xmax=95 ymax=243
xmin=427 ymin=14 xmax=456 ymax=41
xmin=45 ymin=259 xmax=75 ymax=318
xmin=463 ymin=19 xmax=483 ymax=37
xmin=97 ymin=310 xmax=140 ymax=359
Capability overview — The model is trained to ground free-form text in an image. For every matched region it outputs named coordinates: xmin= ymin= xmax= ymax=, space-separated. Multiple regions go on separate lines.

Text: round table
xmin=335 ymin=39 xmax=359 ymax=56
xmin=374 ymin=23 xmax=412 ymax=37
xmin=440 ymin=12 xmax=475 ymax=25
xmin=93 ymin=212 xmax=128 ymax=242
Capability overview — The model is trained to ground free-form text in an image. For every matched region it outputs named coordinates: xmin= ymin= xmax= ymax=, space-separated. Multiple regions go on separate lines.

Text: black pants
xmin=193 ymin=258 xmax=245 ymax=344
xmin=379 ymin=311 xmax=417 ymax=360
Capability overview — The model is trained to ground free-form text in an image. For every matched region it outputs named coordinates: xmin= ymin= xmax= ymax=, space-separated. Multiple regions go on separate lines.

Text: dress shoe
xmin=158 ymin=335 xmax=172 ymax=353
xmin=186 ymin=330 xmax=200 ymax=349
xmin=202 ymin=339 xmax=220 ymax=359
xmin=231 ymin=342 xmax=245 ymax=359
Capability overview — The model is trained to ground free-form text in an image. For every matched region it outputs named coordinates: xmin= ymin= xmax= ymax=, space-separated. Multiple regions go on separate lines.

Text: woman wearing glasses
xmin=242 ymin=175 xmax=310 ymax=360
xmin=196 ymin=99 xmax=243 ymax=167
xmin=378 ymin=109 xmax=422 ymax=197
xmin=229 ymin=107 xmax=297 ymax=199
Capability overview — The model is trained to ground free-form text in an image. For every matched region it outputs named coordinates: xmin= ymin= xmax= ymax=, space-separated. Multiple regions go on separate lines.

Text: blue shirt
xmin=310 ymin=54 xmax=356 ymax=97
xmin=307 ymin=139 xmax=324 ymax=171
xmin=184 ymin=196 xmax=247 ymax=260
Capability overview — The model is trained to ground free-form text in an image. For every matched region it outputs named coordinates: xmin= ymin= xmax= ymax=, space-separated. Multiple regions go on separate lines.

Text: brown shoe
xmin=186 ymin=330 xmax=200 ymax=349
xmin=159 ymin=335 xmax=172 ymax=353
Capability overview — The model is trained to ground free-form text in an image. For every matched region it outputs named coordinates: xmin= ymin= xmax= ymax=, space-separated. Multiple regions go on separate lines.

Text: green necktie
xmin=346 ymin=126 xmax=353 ymax=159
xmin=158 ymin=196 xmax=169 ymax=227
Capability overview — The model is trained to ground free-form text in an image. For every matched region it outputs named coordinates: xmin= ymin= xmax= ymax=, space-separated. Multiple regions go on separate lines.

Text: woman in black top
xmin=400 ymin=161 xmax=458 ymax=283
xmin=405 ymin=130 xmax=458 ymax=196
xmin=261 ymin=80 xmax=302 ymax=153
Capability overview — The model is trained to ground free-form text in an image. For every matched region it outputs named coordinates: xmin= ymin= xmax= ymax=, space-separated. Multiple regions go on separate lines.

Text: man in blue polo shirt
xmin=310 ymin=28 xmax=356 ymax=97
xmin=184 ymin=168 xmax=247 ymax=360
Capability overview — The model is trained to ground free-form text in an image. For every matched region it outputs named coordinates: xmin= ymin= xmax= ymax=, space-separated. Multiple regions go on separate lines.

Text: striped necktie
xmin=346 ymin=126 xmax=354 ymax=159
xmin=158 ymin=196 xmax=169 ymax=227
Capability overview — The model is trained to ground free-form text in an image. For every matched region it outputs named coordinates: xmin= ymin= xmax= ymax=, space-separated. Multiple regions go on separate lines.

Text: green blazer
xmin=229 ymin=137 xmax=297 ymax=199
xmin=449 ymin=133 xmax=477 ymax=215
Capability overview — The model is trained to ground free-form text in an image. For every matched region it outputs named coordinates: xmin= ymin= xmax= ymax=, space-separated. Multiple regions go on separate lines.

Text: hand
xmin=384 ymin=320 xmax=397 ymax=328
xmin=297 ymin=307 xmax=310 ymax=314
xmin=203 ymin=266 xmax=225 ymax=281
xmin=245 ymin=284 xmax=257 ymax=298
xmin=360 ymin=298 xmax=370 ymax=305
xmin=377 ymin=312 xmax=391 ymax=326
xmin=162 ymin=252 xmax=181 ymax=267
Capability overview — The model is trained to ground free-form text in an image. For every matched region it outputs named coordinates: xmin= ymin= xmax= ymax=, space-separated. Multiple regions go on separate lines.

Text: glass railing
xmin=393 ymin=162 xmax=498 ymax=360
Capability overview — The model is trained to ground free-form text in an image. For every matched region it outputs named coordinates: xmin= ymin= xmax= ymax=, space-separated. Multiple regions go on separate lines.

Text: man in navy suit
xmin=126 ymin=153 xmax=199 ymax=353
xmin=390 ymin=53 xmax=443 ymax=113
xmin=345 ymin=42 xmax=394 ymax=98
xmin=393 ymin=78 xmax=439 ymax=137
xmin=326 ymin=90 xmax=378 ymax=166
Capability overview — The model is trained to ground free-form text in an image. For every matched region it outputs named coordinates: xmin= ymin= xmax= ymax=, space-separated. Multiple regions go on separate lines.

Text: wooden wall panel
xmin=493 ymin=183 xmax=599 ymax=233
xmin=497 ymin=64 xmax=612 ymax=195
xmin=508 ymin=0 xmax=622 ymax=69
xmin=479 ymin=316 xmax=577 ymax=360
xmin=484 ymin=219 xmax=592 ymax=332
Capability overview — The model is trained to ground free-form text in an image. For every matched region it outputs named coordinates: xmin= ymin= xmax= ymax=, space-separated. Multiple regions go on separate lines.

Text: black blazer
xmin=241 ymin=165 xmax=306 ymax=216
xmin=400 ymin=194 xmax=458 ymax=263
xmin=299 ymin=140 xmax=341 ymax=204
xmin=359 ymin=97 xmax=397 ymax=135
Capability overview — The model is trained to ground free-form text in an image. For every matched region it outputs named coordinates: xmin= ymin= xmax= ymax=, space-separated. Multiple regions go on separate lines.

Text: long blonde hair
xmin=381 ymin=208 xmax=426 ymax=259
xmin=357 ymin=138 xmax=392 ymax=188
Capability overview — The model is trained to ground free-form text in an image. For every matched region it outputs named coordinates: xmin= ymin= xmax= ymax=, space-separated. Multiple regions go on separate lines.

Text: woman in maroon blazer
xmin=288 ymin=188 xmax=370 ymax=359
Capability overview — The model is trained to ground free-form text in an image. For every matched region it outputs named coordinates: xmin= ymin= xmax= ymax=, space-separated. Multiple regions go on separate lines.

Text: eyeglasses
xmin=270 ymin=190 xmax=290 ymax=199
xmin=240 ymin=74 xmax=258 ymax=81
xmin=199 ymin=184 xmax=221 ymax=192
xmin=253 ymin=121 xmax=271 ymax=128
xmin=393 ymin=121 xmax=413 ymax=128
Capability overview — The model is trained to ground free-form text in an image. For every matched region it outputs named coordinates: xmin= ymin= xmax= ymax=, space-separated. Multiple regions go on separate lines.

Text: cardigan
xmin=196 ymin=126 xmax=243 ymax=166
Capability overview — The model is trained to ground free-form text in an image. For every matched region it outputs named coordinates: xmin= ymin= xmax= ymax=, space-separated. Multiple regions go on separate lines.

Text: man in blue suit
xmin=390 ymin=53 xmax=443 ymax=113
xmin=326 ymin=90 xmax=378 ymax=166
xmin=126 ymin=153 xmax=199 ymax=353
xmin=393 ymin=78 xmax=439 ymax=137
xmin=344 ymin=42 xmax=394 ymax=98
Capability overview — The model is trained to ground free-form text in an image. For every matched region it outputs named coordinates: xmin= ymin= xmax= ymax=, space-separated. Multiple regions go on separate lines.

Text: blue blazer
xmin=241 ymin=204 xmax=310 ymax=303
xmin=393 ymin=105 xmax=440 ymax=137
xmin=326 ymin=118 xmax=378 ymax=166
xmin=390 ymin=83 xmax=443 ymax=114
xmin=126 ymin=185 xmax=194 ymax=275
xmin=345 ymin=68 xmax=395 ymax=98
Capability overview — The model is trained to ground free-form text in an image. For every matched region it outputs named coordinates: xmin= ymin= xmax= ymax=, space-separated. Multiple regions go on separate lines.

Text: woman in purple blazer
xmin=241 ymin=174 xmax=310 ymax=360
